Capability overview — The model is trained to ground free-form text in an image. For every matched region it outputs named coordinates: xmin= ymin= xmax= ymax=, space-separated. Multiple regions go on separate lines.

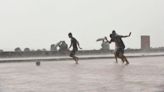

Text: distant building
xmin=141 ymin=35 xmax=150 ymax=49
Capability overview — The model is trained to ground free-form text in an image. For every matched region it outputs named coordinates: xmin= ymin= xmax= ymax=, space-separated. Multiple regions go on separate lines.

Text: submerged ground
xmin=0 ymin=56 xmax=164 ymax=92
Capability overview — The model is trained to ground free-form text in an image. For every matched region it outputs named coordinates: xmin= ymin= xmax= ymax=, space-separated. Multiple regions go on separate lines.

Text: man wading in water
xmin=68 ymin=33 xmax=82 ymax=64
xmin=105 ymin=30 xmax=131 ymax=65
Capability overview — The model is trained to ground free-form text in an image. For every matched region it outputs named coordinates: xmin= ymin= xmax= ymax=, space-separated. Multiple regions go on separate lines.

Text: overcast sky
xmin=0 ymin=0 xmax=164 ymax=51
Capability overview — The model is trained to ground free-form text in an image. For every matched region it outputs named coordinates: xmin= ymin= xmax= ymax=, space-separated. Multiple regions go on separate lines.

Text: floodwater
xmin=0 ymin=56 xmax=164 ymax=92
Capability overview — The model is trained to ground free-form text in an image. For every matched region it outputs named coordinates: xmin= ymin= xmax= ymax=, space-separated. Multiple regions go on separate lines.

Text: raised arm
xmin=120 ymin=32 xmax=131 ymax=38
xmin=105 ymin=37 xmax=112 ymax=44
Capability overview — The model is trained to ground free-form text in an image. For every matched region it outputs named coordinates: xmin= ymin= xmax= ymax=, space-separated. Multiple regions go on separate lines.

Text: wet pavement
xmin=0 ymin=56 xmax=164 ymax=92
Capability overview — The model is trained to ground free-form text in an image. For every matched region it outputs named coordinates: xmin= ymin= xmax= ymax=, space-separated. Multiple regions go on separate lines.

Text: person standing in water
xmin=105 ymin=30 xmax=131 ymax=65
xmin=68 ymin=33 xmax=82 ymax=64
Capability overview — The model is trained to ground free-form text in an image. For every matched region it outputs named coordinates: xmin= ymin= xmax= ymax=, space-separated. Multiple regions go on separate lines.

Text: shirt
xmin=71 ymin=37 xmax=78 ymax=50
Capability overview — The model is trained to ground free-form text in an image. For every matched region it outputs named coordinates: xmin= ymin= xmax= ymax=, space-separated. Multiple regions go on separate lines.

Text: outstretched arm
xmin=120 ymin=32 xmax=131 ymax=38
xmin=77 ymin=41 xmax=82 ymax=49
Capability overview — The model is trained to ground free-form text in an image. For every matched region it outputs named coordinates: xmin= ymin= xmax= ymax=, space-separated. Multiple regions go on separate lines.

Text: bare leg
xmin=70 ymin=51 xmax=79 ymax=64
xmin=74 ymin=56 xmax=79 ymax=64
xmin=122 ymin=55 xmax=129 ymax=65
xmin=118 ymin=53 xmax=125 ymax=63
xmin=121 ymin=57 xmax=125 ymax=64
xmin=71 ymin=55 xmax=79 ymax=64
xmin=114 ymin=53 xmax=118 ymax=63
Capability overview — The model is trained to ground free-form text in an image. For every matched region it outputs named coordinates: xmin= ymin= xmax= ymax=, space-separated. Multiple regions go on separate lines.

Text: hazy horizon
xmin=0 ymin=0 xmax=164 ymax=51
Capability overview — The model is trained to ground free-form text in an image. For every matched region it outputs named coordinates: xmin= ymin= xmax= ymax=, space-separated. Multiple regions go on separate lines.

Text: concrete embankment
xmin=0 ymin=53 xmax=164 ymax=63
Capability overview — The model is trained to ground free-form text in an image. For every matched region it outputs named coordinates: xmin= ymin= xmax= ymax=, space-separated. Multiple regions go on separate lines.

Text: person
xmin=105 ymin=30 xmax=131 ymax=65
xmin=68 ymin=33 xmax=82 ymax=64
xmin=111 ymin=31 xmax=118 ymax=63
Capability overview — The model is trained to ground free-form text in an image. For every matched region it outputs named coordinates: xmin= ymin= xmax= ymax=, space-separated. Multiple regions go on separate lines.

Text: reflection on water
xmin=0 ymin=57 xmax=164 ymax=92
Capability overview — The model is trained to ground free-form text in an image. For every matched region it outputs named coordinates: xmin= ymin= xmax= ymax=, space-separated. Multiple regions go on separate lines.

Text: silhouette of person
xmin=105 ymin=30 xmax=131 ymax=65
xmin=68 ymin=33 xmax=82 ymax=64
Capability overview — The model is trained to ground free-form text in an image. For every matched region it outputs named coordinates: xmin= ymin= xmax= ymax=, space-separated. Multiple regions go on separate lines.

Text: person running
xmin=105 ymin=30 xmax=131 ymax=65
xmin=68 ymin=33 xmax=82 ymax=64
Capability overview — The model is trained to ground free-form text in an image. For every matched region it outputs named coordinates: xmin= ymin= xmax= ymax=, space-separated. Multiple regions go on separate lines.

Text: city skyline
xmin=0 ymin=0 xmax=164 ymax=51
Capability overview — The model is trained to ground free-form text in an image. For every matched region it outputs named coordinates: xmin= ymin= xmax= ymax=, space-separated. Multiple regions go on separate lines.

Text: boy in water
xmin=105 ymin=30 xmax=131 ymax=65
xmin=68 ymin=33 xmax=82 ymax=64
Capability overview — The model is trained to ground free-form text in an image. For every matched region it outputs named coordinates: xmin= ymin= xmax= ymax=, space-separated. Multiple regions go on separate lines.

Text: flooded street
xmin=0 ymin=56 xmax=164 ymax=92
